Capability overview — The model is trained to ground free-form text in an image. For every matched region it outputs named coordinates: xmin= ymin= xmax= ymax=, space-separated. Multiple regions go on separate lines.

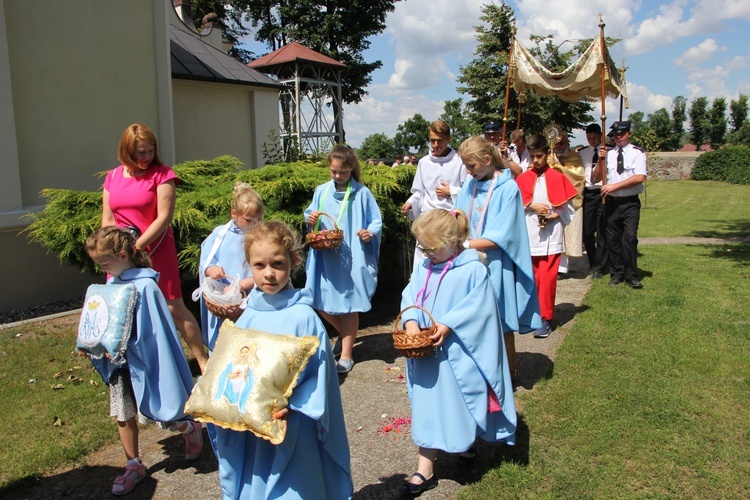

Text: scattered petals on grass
xmin=51 ymin=384 xmax=64 ymax=390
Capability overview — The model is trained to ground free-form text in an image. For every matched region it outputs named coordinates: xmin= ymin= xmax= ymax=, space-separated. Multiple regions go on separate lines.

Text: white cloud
xmin=344 ymin=93 xmax=446 ymax=147
xmin=515 ymin=0 xmax=634 ymax=46
xmin=381 ymin=0 xmax=485 ymax=93
xmin=624 ymin=82 xmax=674 ymax=114
xmin=674 ymin=38 xmax=720 ymax=66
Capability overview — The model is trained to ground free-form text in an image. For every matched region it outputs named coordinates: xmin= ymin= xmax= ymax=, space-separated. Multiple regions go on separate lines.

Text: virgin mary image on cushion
xmin=214 ymin=343 xmax=256 ymax=414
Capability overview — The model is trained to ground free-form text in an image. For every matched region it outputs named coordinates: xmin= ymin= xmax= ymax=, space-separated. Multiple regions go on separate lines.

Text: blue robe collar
xmin=423 ymin=248 xmax=481 ymax=272
xmin=112 ymin=267 xmax=159 ymax=284
xmin=247 ymin=287 xmax=313 ymax=311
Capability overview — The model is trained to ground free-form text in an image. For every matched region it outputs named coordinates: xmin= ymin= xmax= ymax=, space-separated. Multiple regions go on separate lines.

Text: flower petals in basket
xmin=306 ymin=212 xmax=344 ymax=250
xmin=392 ymin=305 xmax=437 ymax=358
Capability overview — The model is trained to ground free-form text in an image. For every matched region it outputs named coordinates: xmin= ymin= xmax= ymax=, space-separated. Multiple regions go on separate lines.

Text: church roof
xmin=248 ymin=42 xmax=346 ymax=70
xmin=170 ymin=26 xmax=283 ymax=88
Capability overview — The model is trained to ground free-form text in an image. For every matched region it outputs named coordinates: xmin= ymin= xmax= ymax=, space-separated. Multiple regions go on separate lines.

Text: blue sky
xmin=242 ymin=0 xmax=750 ymax=147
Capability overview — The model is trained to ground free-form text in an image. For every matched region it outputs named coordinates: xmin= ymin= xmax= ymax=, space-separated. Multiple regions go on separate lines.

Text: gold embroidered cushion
xmin=185 ymin=321 xmax=319 ymax=444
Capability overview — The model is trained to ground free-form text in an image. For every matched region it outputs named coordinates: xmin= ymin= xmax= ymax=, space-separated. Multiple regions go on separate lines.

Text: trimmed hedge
xmin=692 ymin=146 xmax=750 ymax=184
xmin=25 ymin=156 xmax=416 ymax=282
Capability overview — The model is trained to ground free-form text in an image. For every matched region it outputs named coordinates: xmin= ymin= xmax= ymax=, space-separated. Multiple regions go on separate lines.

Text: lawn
xmin=638 ymin=180 xmax=749 ymax=239
xmin=1 ymin=179 xmax=749 ymax=495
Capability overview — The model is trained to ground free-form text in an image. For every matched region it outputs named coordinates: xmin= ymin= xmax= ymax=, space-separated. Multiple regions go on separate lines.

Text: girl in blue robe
xmin=398 ymin=208 xmax=516 ymax=495
xmin=213 ymin=221 xmax=353 ymax=500
xmin=455 ymin=136 xmax=542 ymax=377
xmin=305 ymin=146 xmax=382 ymax=373
xmin=198 ymin=183 xmax=264 ymax=352
xmin=84 ymin=226 xmax=202 ymax=496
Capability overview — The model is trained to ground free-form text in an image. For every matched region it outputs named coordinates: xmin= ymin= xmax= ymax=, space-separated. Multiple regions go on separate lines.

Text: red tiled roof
xmin=248 ymin=42 xmax=346 ymax=69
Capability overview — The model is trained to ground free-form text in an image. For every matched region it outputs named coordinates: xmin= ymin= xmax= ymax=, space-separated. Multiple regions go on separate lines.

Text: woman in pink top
xmin=102 ymin=124 xmax=208 ymax=372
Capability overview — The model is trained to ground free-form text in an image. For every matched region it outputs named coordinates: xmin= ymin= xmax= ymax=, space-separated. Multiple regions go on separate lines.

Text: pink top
xmin=104 ymin=164 xmax=183 ymax=300
xmin=104 ymin=164 xmax=179 ymax=234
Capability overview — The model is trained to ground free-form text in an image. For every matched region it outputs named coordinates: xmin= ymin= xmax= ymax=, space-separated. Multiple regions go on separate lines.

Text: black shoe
xmin=609 ymin=276 xmax=623 ymax=286
xmin=401 ymin=472 xmax=438 ymax=496
xmin=625 ymin=277 xmax=643 ymax=289
xmin=589 ymin=270 xmax=603 ymax=279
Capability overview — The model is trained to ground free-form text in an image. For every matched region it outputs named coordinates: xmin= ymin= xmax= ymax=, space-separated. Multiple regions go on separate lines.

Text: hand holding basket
xmin=306 ymin=212 xmax=344 ymax=250
xmin=392 ymin=305 xmax=437 ymax=358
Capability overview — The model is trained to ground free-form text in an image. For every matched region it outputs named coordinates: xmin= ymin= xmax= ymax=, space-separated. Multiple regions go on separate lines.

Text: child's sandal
xmin=112 ymin=461 xmax=147 ymax=496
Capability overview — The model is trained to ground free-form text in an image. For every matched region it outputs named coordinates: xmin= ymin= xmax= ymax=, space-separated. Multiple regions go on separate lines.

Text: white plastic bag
xmin=192 ymin=275 xmax=247 ymax=308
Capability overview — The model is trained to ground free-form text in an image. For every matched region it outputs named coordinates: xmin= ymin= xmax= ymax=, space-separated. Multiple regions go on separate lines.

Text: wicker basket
xmin=204 ymin=290 xmax=246 ymax=322
xmin=306 ymin=212 xmax=344 ymax=250
xmin=392 ymin=305 xmax=437 ymax=358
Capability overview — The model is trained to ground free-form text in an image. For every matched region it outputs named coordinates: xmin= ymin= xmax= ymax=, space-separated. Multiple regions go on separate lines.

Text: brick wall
xmin=647 ymin=151 xmax=704 ymax=181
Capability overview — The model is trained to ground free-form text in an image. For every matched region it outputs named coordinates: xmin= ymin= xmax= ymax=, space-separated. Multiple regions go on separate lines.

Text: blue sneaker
xmin=533 ymin=320 xmax=551 ymax=338
xmin=336 ymin=358 xmax=354 ymax=374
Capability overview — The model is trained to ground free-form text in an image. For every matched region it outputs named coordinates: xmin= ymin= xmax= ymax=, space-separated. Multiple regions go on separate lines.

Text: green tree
xmin=669 ymin=95 xmax=687 ymax=150
xmin=647 ymin=108 xmax=671 ymax=151
xmin=456 ymin=3 xmax=594 ymax=137
xmin=629 ymin=111 xmax=648 ymax=147
xmin=689 ymin=97 xmax=710 ymax=150
xmin=708 ymin=97 xmax=728 ymax=150
xmin=728 ymin=122 xmax=750 ymax=146
xmin=440 ymin=98 xmax=479 ymax=149
xmin=357 ymin=133 xmax=395 ymax=160
xmin=394 ymin=114 xmax=431 ymax=155
xmin=189 ymin=1 xmax=256 ymax=62
xmin=729 ymin=94 xmax=748 ymax=133
xmin=192 ymin=1 xmax=400 ymax=106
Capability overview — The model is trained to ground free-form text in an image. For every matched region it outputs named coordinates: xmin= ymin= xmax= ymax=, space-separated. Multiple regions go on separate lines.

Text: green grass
xmin=639 ymin=180 xmax=750 ymax=238
xmin=0 ymin=320 xmax=115 ymax=489
xmin=462 ymin=243 xmax=750 ymax=498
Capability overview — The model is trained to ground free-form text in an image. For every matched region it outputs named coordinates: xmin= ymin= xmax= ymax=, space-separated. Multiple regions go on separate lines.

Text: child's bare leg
xmin=168 ymin=298 xmax=208 ymax=373
xmin=408 ymin=447 xmax=438 ymax=483
xmin=336 ymin=312 xmax=358 ymax=361
xmin=118 ymin=418 xmax=139 ymax=460
xmin=504 ymin=331 xmax=517 ymax=379
xmin=318 ymin=311 xmax=343 ymax=336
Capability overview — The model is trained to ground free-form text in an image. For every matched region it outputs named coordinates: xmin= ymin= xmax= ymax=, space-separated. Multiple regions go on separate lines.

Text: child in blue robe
xmin=305 ymin=146 xmax=382 ymax=374
xmin=213 ymin=221 xmax=353 ymax=499
xmin=84 ymin=226 xmax=202 ymax=496
xmin=455 ymin=136 xmax=542 ymax=377
xmin=398 ymin=208 xmax=517 ymax=495
xmin=198 ymin=182 xmax=264 ymax=351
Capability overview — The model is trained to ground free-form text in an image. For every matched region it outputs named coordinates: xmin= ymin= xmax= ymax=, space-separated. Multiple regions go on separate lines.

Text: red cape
xmin=516 ymin=166 xmax=578 ymax=207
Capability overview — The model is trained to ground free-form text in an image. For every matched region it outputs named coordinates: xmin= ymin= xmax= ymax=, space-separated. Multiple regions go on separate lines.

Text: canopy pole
xmin=502 ymin=28 xmax=516 ymax=139
xmin=516 ymin=100 xmax=523 ymax=130
xmin=598 ymin=14 xmax=608 ymax=191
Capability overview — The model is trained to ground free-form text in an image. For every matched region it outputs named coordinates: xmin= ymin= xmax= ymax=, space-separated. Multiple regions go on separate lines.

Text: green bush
xmin=691 ymin=145 xmax=750 ymax=184
xmin=24 ymin=156 xmax=416 ymax=282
